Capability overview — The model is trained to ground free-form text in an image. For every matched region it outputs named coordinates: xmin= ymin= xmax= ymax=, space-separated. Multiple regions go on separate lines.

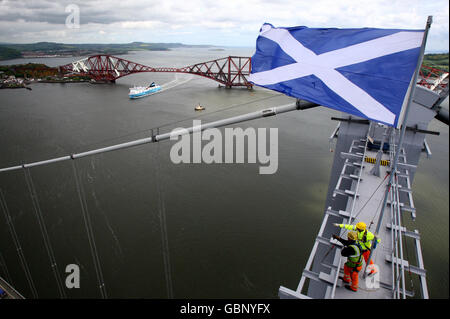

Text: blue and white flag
xmin=248 ymin=23 xmax=425 ymax=127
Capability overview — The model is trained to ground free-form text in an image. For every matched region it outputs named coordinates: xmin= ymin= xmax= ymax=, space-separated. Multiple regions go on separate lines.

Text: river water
xmin=0 ymin=48 xmax=448 ymax=298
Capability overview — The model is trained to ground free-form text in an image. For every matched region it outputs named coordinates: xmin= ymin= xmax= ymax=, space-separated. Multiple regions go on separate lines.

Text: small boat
xmin=195 ymin=103 xmax=205 ymax=111
xmin=129 ymin=82 xmax=161 ymax=99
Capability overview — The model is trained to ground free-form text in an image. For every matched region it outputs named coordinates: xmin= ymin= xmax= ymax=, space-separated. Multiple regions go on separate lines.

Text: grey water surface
xmin=0 ymin=48 xmax=448 ymax=298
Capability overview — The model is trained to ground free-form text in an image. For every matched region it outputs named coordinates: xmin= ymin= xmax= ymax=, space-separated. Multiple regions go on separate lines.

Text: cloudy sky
xmin=0 ymin=0 xmax=448 ymax=52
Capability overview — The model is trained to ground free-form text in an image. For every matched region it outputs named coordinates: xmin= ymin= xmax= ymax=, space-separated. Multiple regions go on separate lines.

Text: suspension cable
xmin=73 ymin=92 xmax=284 ymax=154
xmin=340 ymin=170 xmax=390 ymax=236
xmin=0 ymin=188 xmax=38 ymax=298
xmin=154 ymin=128 xmax=174 ymax=298
xmin=23 ymin=168 xmax=67 ymax=299
xmin=368 ymin=173 xmax=391 ymax=231
xmin=0 ymin=100 xmax=296 ymax=174
xmin=354 ymin=172 xmax=390 ymax=226
xmin=71 ymin=160 xmax=107 ymax=298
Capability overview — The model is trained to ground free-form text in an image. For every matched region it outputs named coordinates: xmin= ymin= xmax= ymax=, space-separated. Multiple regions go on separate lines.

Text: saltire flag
xmin=248 ymin=23 xmax=425 ymax=128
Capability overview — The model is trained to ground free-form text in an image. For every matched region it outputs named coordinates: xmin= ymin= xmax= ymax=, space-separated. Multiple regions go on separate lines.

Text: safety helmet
xmin=356 ymin=222 xmax=366 ymax=231
xmin=347 ymin=232 xmax=357 ymax=241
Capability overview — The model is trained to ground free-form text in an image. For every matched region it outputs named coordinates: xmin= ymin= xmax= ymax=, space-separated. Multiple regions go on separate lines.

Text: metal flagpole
xmin=363 ymin=16 xmax=433 ymax=278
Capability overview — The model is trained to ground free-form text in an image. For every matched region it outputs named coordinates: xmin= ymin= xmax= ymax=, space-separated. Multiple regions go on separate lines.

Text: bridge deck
xmin=279 ymin=130 xmax=428 ymax=299
xmin=333 ymin=149 xmax=393 ymax=299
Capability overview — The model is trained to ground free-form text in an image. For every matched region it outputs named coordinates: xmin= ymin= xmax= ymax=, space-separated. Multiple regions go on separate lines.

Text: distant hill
xmin=1 ymin=42 xmax=447 ymax=73
xmin=0 ymin=42 xmax=214 ymax=60
xmin=0 ymin=47 xmax=22 ymax=60
xmin=423 ymin=53 xmax=449 ymax=72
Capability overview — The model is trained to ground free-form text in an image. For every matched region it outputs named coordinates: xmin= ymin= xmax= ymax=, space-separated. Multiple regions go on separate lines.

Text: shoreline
xmin=0 ymin=79 xmax=91 ymax=89
xmin=35 ymin=79 xmax=90 ymax=83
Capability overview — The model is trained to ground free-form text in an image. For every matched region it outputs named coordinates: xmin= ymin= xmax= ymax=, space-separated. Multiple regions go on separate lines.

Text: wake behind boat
xmin=129 ymin=82 xmax=161 ymax=99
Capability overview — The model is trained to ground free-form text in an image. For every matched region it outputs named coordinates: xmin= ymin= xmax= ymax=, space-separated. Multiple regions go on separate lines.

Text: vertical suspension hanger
xmin=154 ymin=127 xmax=174 ymax=298
xmin=0 ymin=187 xmax=38 ymax=298
xmin=23 ymin=167 xmax=67 ymax=299
xmin=71 ymin=159 xmax=108 ymax=299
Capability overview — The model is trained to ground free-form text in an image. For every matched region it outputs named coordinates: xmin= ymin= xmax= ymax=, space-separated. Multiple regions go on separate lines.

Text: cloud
xmin=0 ymin=0 xmax=448 ymax=51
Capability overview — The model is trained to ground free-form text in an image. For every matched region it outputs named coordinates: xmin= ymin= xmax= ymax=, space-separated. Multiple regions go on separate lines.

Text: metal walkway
xmin=0 ymin=276 xmax=25 ymax=299
xmin=280 ymin=125 xmax=428 ymax=299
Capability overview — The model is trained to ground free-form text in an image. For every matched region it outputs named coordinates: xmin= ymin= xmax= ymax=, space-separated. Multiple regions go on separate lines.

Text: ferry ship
xmin=128 ymin=82 xmax=161 ymax=99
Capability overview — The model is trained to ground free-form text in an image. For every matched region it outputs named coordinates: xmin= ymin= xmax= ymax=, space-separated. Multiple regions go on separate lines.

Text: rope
xmin=23 ymin=168 xmax=66 ymax=299
xmin=0 ymin=188 xmax=38 ymax=298
xmin=154 ymin=129 xmax=174 ymax=298
xmin=368 ymin=174 xmax=391 ymax=231
xmin=336 ymin=172 xmax=389 ymax=236
xmin=71 ymin=160 xmax=107 ymax=298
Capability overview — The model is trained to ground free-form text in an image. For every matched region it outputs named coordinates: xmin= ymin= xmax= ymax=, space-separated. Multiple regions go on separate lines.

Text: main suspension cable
xmin=73 ymin=92 xmax=284 ymax=154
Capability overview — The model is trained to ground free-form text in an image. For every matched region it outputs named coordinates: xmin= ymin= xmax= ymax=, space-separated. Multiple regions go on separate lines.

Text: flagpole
xmin=363 ymin=15 xmax=433 ymax=277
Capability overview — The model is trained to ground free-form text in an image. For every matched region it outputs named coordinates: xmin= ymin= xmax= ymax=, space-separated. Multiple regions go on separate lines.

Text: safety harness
xmin=346 ymin=242 xmax=364 ymax=269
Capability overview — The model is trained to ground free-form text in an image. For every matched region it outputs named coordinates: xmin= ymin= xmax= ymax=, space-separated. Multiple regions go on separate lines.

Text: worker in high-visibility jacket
xmin=333 ymin=221 xmax=380 ymax=275
xmin=332 ymin=231 xmax=363 ymax=292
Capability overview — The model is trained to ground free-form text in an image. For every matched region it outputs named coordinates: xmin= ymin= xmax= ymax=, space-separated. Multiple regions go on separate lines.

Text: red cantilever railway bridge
xmin=59 ymin=54 xmax=253 ymax=88
xmin=59 ymin=54 xmax=448 ymax=91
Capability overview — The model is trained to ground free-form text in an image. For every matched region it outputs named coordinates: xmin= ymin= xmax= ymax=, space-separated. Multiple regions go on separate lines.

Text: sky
xmin=0 ymin=0 xmax=448 ymax=52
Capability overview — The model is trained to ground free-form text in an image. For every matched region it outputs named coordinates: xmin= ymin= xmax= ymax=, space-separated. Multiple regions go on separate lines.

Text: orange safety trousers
xmin=343 ymin=264 xmax=362 ymax=291
xmin=362 ymin=250 xmax=374 ymax=266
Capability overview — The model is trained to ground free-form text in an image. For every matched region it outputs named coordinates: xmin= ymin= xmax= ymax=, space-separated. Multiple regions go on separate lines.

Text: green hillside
xmin=0 ymin=42 xmax=213 ymax=60
xmin=0 ymin=47 xmax=21 ymax=60
xmin=423 ymin=53 xmax=449 ymax=72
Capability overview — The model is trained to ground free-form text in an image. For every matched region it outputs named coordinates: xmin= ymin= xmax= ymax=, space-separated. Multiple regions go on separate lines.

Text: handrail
xmin=389 ymin=130 xmax=408 ymax=298
xmin=394 ymin=170 xmax=407 ymax=298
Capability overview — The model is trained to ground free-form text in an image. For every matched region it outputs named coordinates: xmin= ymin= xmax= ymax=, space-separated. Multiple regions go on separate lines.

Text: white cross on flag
xmin=248 ymin=23 xmax=425 ymax=127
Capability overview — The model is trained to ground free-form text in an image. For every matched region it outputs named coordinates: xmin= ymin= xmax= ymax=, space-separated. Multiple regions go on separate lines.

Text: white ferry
xmin=129 ymin=82 xmax=161 ymax=99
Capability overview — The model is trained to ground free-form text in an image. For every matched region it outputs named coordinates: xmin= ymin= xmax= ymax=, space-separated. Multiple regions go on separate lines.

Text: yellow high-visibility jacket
xmin=338 ymin=224 xmax=380 ymax=250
